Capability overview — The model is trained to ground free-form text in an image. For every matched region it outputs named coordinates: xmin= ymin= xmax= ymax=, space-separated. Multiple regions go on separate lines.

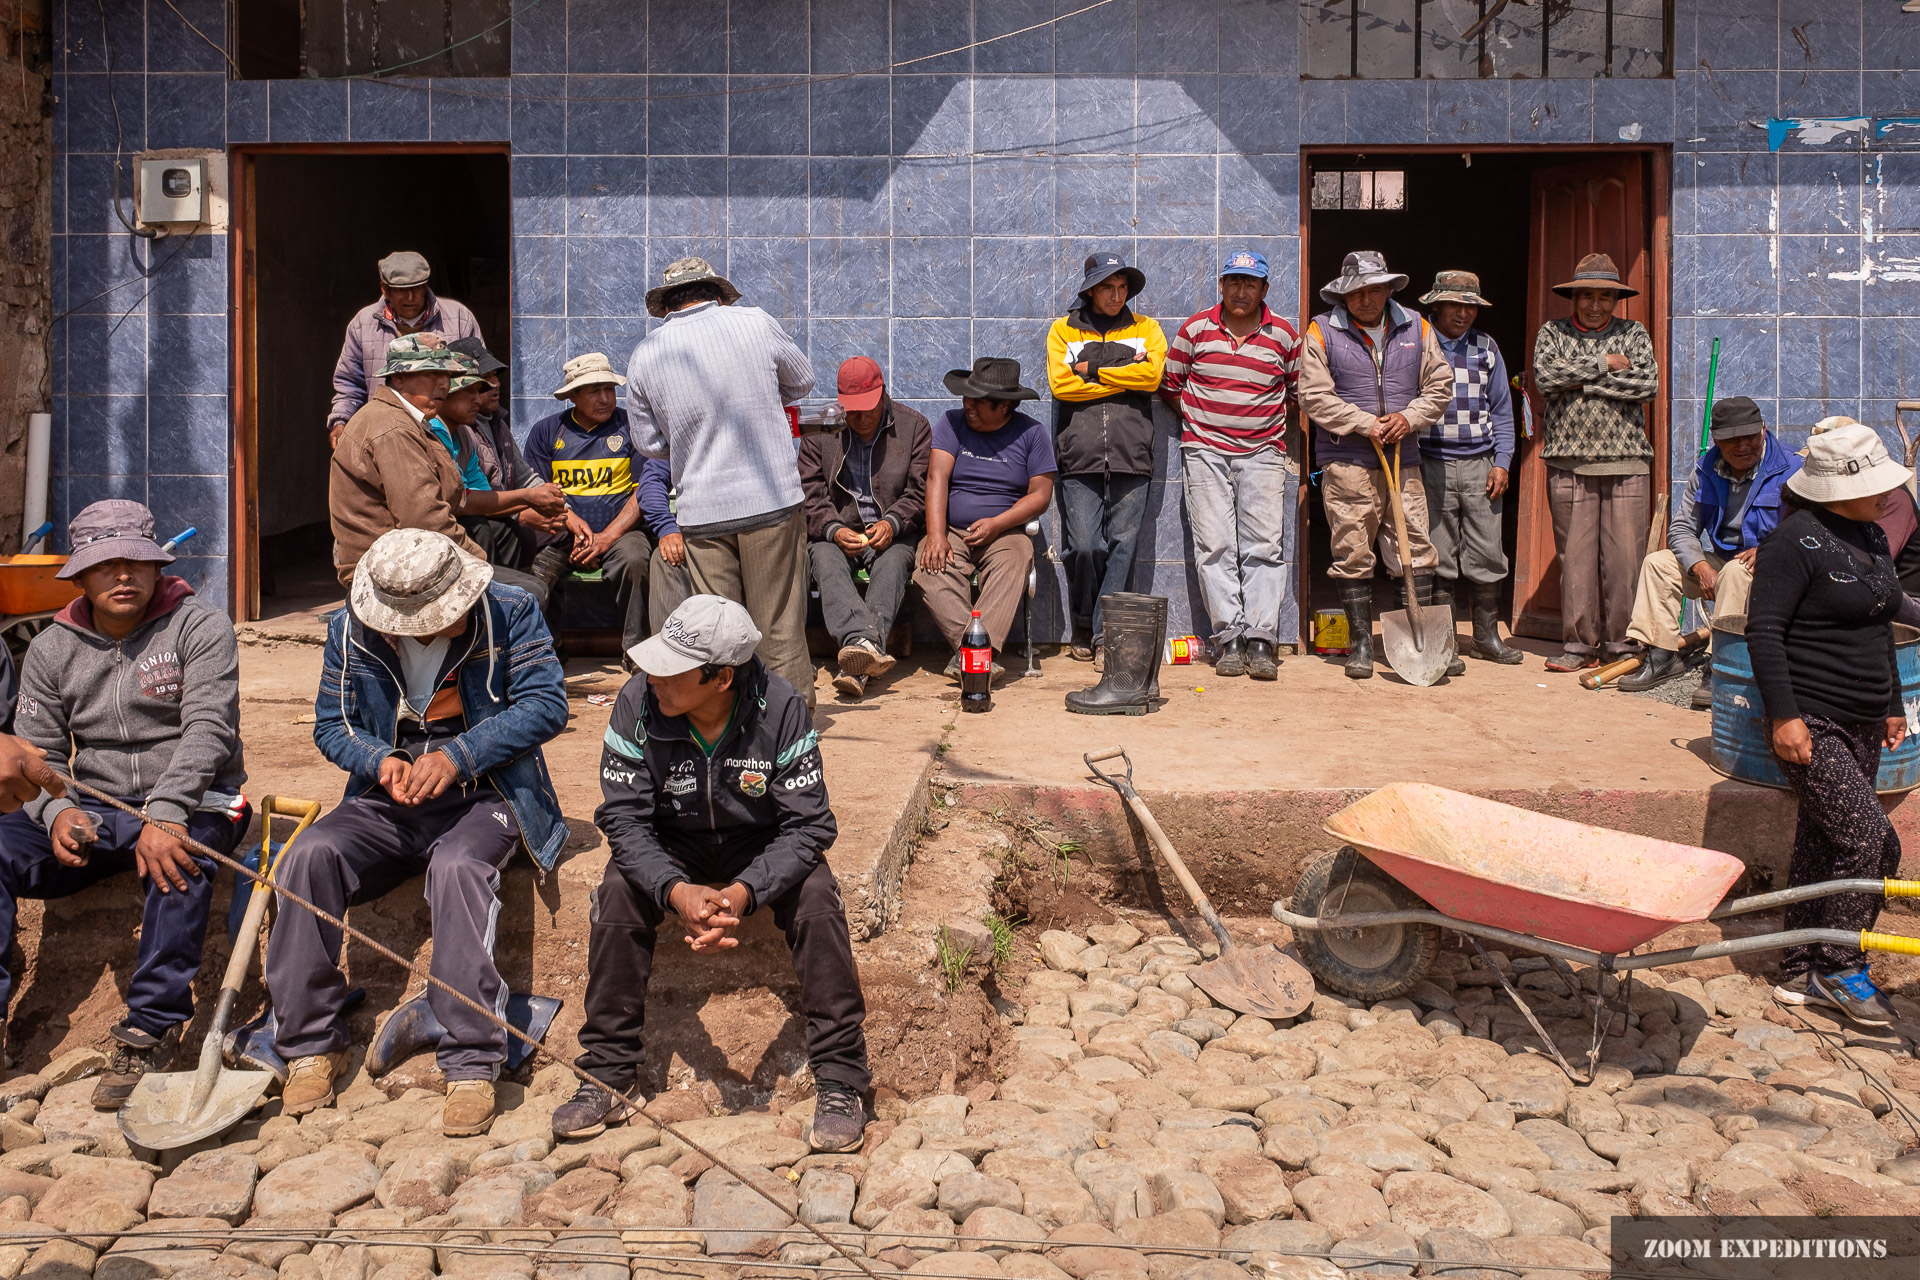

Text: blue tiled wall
xmin=47 ymin=2 xmax=1920 ymax=631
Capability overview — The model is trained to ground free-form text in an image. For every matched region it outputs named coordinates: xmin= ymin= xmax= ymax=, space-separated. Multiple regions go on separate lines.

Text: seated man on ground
xmin=266 ymin=529 xmax=568 ymax=1137
xmin=799 ymin=357 xmax=931 ymax=701
xmin=1 ymin=501 xmax=248 ymax=1106
xmin=429 ymin=349 xmax=568 ymax=569
xmin=1623 ymin=396 xmax=1799 ymax=702
xmin=555 ymin=596 xmax=871 ymax=1152
xmin=913 ymin=359 xmax=1058 ymax=678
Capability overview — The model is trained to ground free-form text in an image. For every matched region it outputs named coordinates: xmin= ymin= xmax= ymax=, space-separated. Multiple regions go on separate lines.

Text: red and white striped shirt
xmin=1162 ymin=305 xmax=1300 ymax=455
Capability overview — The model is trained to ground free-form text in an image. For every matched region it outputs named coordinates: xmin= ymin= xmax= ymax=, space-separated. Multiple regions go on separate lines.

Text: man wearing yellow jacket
xmin=1047 ymin=250 xmax=1169 ymax=663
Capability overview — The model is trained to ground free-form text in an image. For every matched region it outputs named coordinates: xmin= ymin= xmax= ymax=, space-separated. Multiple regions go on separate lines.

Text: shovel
xmin=1368 ymin=436 xmax=1457 ymax=686
xmin=120 ymin=796 xmax=322 ymax=1150
xmin=1084 ymin=749 xmax=1314 ymax=1020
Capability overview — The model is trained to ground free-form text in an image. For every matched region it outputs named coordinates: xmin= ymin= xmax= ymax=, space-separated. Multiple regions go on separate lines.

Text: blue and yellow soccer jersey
xmin=524 ymin=405 xmax=639 ymax=533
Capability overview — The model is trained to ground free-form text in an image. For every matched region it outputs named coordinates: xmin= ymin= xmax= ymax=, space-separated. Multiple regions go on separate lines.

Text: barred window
xmin=1301 ymin=0 xmax=1671 ymax=80
xmin=1311 ymin=170 xmax=1408 ymax=210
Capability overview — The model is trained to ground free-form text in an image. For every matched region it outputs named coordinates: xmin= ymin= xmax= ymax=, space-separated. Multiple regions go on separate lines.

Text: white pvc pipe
xmin=22 ymin=412 xmax=49 ymax=552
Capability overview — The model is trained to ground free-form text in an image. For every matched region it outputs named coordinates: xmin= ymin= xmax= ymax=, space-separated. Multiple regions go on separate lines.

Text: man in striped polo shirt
xmin=1161 ymin=250 xmax=1300 ymax=680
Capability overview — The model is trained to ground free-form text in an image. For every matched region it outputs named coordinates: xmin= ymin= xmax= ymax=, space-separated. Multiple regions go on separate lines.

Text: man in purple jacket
xmin=328 ymin=251 xmax=482 ymax=447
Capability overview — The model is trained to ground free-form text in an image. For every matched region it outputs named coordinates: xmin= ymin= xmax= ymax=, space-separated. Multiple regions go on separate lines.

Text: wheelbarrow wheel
xmin=1290 ymin=846 xmax=1438 ymax=1002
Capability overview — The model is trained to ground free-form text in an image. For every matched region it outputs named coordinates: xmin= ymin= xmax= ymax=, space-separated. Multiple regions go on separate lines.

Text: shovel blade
xmin=1189 ymin=944 xmax=1317 ymax=1020
xmin=1379 ymin=605 xmax=1458 ymax=687
xmin=117 ymin=1067 xmax=274 ymax=1151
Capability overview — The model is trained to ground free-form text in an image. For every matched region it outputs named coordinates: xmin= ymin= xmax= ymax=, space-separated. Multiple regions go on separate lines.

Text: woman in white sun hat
xmin=1750 ymin=421 xmax=1911 ymax=1027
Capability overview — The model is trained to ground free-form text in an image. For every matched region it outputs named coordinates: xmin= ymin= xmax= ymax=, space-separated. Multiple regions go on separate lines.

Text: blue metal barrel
xmin=1710 ymin=620 xmax=1920 ymax=793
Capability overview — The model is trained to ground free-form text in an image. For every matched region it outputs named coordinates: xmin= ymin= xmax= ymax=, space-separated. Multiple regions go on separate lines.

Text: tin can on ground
xmin=1165 ymin=634 xmax=1208 ymax=664
xmin=1312 ymin=609 xmax=1351 ymax=655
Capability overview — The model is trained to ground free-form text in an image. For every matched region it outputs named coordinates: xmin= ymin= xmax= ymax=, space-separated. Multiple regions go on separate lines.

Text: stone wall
xmin=1 ymin=5 xmax=50 ymax=553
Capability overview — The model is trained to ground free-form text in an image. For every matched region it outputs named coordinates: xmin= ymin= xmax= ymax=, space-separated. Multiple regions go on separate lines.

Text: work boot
xmin=1412 ymin=573 xmax=1467 ymax=677
xmin=1339 ymin=582 xmax=1374 ymax=679
xmin=1069 ymin=627 xmax=1096 ymax=662
xmin=1065 ymin=593 xmax=1166 ymax=715
xmin=1617 ymin=647 xmax=1685 ymax=692
xmin=91 ymin=1022 xmax=181 ymax=1110
xmin=443 ymin=1080 xmax=496 ymax=1137
xmin=1246 ymin=639 xmax=1280 ymax=681
xmin=810 ymin=1083 xmax=869 ymax=1153
xmin=1467 ymin=581 xmax=1523 ymax=664
xmin=552 ymin=1079 xmax=629 ymax=1139
xmin=831 ymin=670 xmax=868 ymax=700
xmin=1213 ymin=638 xmax=1246 ymax=677
xmin=1691 ymin=667 xmax=1715 ymax=710
xmin=836 ymin=637 xmax=895 ymax=680
xmin=281 ymin=1051 xmax=349 ymax=1118
xmin=944 ymin=652 xmax=1004 ymax=681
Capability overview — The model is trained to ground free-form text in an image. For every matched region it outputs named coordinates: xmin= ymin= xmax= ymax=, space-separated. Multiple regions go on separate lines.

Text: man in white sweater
xmin=627 ymin=258 xmax=818 ymax=706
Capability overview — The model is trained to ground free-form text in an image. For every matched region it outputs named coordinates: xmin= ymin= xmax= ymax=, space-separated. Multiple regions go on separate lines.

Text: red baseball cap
xmin=837 ymin=356 xmax=886 ymax=412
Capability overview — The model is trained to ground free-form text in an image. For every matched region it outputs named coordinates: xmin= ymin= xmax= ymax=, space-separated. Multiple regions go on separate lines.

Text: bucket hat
xmin=1076 ymin=250 xmax=1145 ymax=300
xmin=378 ymin=333 xmax=464 ymax=379
xmin=645 ymin=256 xmax=742 ymax=318
xmin=1787 ymin=422 xmax=1913 ymax=504
xmin=631 ymin=595 xmax=763 ymax=676
xmin=378 ymin=251 xmax=431 ymax=288
xmin=58 ymin=500 xmax=175 ymax=580
xmin=1419 ymin=270 xmax=1492 ymax=308
xmin=1319 ymin=251 xmax=1409 ymax=305
xmin=1553 ymin=252 xmax=1639 ymax=298
xmin=448 ymin=336 xmax=506 ymax=377
xmin=551 ymin=353 xmax=627 ymax=399
xmin=350 ymin=529 xmax=493 ymax=638
xmin=942 ymin=357 xmax=1040 ymax=402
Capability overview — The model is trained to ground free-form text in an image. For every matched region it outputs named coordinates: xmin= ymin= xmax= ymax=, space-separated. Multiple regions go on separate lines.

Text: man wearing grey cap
xmin=328 ymin=250 xmax=483 ymax=447
xmin=555 ymin=596 xmax=870 ymax=1153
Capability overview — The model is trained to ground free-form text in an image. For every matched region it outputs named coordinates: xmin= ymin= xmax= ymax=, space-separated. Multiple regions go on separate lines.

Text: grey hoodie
xmin=15 ymin=576 xmax=246 ymax=831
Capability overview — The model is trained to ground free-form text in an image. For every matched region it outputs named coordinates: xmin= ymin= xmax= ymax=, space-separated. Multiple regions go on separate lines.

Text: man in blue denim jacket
xmin=265 ymin=529 xmax=568 ymax=1137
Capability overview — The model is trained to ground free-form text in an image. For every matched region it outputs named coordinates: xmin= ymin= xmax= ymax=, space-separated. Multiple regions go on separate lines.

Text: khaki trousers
xmin=685 ymin=509 xmax=814 ymax=708
xmin=1627 ymin=549 xmax=1750 ymax=652
xmin=1547 ymin=469 xmax=1650 ymax=657
xmin=1322 ymin=459 xmax=1437 ymax=580
xmin=913 ymin=529 xmax=1033 ymax=652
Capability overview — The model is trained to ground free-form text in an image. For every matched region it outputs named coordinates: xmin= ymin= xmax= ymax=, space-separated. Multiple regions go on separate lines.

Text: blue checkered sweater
xmin=1421 ymin=328 xmax=1515 ymax=472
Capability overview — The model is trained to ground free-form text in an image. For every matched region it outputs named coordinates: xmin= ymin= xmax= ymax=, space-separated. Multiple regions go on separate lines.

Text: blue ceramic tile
xmin=149 ymin=314 xmax=226 ymax=396
xmin=1219 ymin=0 xmax=1294 ymax=74
xmin=147 ymin=476 xmax=227 ymax=565
xmin=1428 ymin=80 xmax=1511 ymax=145
xmin=1694 ymin=70 xmax=1776 ymax=152
xmin=810 ymin=159 xmax=891 ymax=236
xmin=510 ymin=75 xmax=566 ymax=154
xmin=973 ymin=238 xmax=1058 ymax=319
xmin=510 ymin=156 xmax=568 ymax=236
xmin=512 ymin=317 xmax=568 ymax=400
xmin=1690 ymin=153 xmax=1777 ymax=236
xmin=568 ymin=156 xmax=648 ymax=237
xmin=63 ymin=314 xmax=148 ymax=395
xmin=63 ymin=395 xmax=147 ymax=476
xmin=650 ymin=76 xmax=726 ymax=155
xmin=894 ymin=0 xmax=971 ymax=75
xmin=1778 ymin=155 xmax=1863 ymax=234
xmin=1344 ymin=82 xmax=1428 ymax=145
xmin=1509 ymin=79 xmax=1594 ymax=143
xmin=1133 ymin=238 xmax=1218 ymax=316
xmin=568 ymin=238 xmax=651 ymax=316
xmin=808 ymin=318 xmax=891 ymax=386
xmin=731 ymin=0 xmax=810 ymax=73
xmin=65 ymin=73 xmax=141 ymax=153
xmin=567 ymin=0 xmax=645 ymax=73
xmin=973 ymin=157 xmax=1055 ymax=235
xmin=1055 ymin=0 xmax=1134 ymax=75
xmin=1054 ymin=76 xmax=1132 ymax=156
xmin=1138 ymin=75 xmax=1218 ymax=156
xmin=1778 ymin=398 xmax=1861 ymax=433
xmin=887 ymin=318 xmax=973 ymax=401
xmin=49 ymin=233 xmax=67 ymax=313
xmin=1214 ymin=75 xmax=1296 ymax=155
xmin=1056 ymin=157 xmax=1136 ymax=239
xmin=892 ymin=159 xmax=972 ymax=237
xmin=147 ymin=0 xmax=227 ymax=72
xmin=567 ymin=75 xmax=648 ymax=154
xmin=810 ymin=77 xmax=891 ymax=157
xmin=1140 ymin=4 xmax=1217 ymax=74
xmin=1778 ymin=1 xmax=1861 ymax=72
xmin=894 ymin=75 xmax=969 ymax=157
xmin=1219 ymin=153 xmax=1297 ymax=239
xmin=65 ymin=475 xmax=148 ymax=522
xmin=142 ymin=75 xmax=224 ymax=151
xmin=893 ymin=237 xmax=973 ymax=318
xmin=512 ymin=0 xmax=567 ymax=73
xmin=270 ymin=79 xmax=350 ymax=144
xmin=730 ymin=77 xmax=809 ymax=156
xmin=1778 ymin=70 xmax=1863 ymax=121
xmin=1136 ymin=157 xmax=1217 ymax=237
xmin=1595 ymin=77 xmax=1674 ymax=144
xmin=973 ymin=0 xmax=1054 ymax=74
xmin=1695 ymin=318 xmax=1779 ymax=401
xmin=1300 ymin=80 xmax=1344 ymax=147
xmin=1866 ymin=71 xmax=1920 ymax=121
xmin=1860 ymin=318 xmax=1917 ymax=404
xmin=729 ymin=158 xmax=811 ymax=237
xmin=432 ymin=81 xmax=512 ymax=142
xmin=166 ymin=555 xmax=227 ymax=608
xmin=149 ymin=395 xmax=228 ymax=477
xmin=649 ymin=157 xmax=728 ymax=239
xmin=61 ymin=2 xmax=121 ymax=72
xmin=513 ymin=236 xmax=568 ymax=317
xmin=728 ymin=237 xmax=809 ymax=327
xmin=810 ymin=239 xmax=890 ymax=317
xmin=1693 ymin=2 xmax=1777 ymax=71
xmin=647 ymin=0 xmax=728 ymax=73
xmin=1870 ymin=16 xmax=1920 ymax=71
xmin=567 ymin=318 xmax=651 ymax=369
xmin=349 ymin=79 xmax=431 ymax=143
xmin=974 ymin=76 xmax=1055 ymax=154
xmin=1777 ymin=236 xmax=1862 ymax=318
xmin=149 ymin=234 xmax=226 ymax=317
xmin=1692 ymin=235 xmax=1779 ymax=316
xmin=1868 ymin=236 xmax=1920 ymax=318
xmin=226 ymin=80 xmax=267 ymax=144
xmin=64 ymin=234 xmax=147 ymax=315
xmin=813 ymin=0 xmax=888 ymax=75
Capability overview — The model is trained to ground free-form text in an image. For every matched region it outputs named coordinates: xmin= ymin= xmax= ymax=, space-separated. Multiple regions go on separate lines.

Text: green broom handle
xmin=1698 ymin=335 xmax=1721 ymax=454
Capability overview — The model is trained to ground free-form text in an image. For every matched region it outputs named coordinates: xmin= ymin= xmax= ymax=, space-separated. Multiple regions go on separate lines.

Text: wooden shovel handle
xmin=1369 ymin=435 xmax=1422 ymax=630
xmin=1120 ymin=792 xmax=1234 ymax=954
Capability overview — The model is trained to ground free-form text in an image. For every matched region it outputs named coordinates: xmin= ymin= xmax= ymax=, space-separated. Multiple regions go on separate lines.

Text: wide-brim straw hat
xmin=1787 ymin=421 xmax=1914 ymax=504
xmin=351 ymin=529 xmax=493 ymax=637
xmin=1553 ymin=252 xmax=1639 ymax=298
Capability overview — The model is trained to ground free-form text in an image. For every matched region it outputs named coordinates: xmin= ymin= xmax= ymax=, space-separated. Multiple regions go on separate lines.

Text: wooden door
xmin=1513 ymin=156 xmax=1658 ymax=640
xmin=234 ymin=153 xmax=262 ymax=621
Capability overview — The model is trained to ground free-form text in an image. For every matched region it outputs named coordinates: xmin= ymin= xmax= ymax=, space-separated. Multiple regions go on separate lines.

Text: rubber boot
xmin=1467 ymin=580 xmax=1523 ymax=664
xmin=1412 ymin=572 xmax=1467 ymax=677
xmin=1339 ymin=581 xmax=1374 ymax=680
xmin=1065 ymin=592 xmax=1166 ymax=715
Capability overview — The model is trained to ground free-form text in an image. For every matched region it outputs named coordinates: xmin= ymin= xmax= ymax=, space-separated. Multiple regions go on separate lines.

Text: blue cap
xmin=1221 ymin=249 xmax=1268 ymax=280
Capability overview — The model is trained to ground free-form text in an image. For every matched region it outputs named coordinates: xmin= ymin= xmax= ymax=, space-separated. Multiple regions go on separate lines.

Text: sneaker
xmin=552 ymin=1079 xmax=629 ymax=1140
xmin=1806 ymin=966 xmax=1897 ymax=1027
xmin=91 ymin=1022 xmax=182 ymax=1110
xmin=281 ymin=1051 xmax=349 ymax=1117
xmin=1772 ymin=972 xmax=1814 ymax=1007
xmin=809 ymin=1083 xmax=868 ymax=1153
xmin=1544 ymin=650 xmax=1600 ymax=673
xmin=832 ymin=670 xmax=868 ymax=700
xmin=443 ymin=1080 xmax=497 ymax=1137
xmin=837 ymin=638 xmax=896 ymax=679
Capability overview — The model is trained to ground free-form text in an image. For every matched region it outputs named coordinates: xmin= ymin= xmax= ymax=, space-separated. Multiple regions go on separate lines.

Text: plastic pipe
xmin=21 ymin=412 xmax=49 ymax=551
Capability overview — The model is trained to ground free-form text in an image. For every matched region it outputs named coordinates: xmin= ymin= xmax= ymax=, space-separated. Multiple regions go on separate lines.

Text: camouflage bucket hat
xmin=378 ymin=332 xmax=464 ymax=378
xmin=351 ymin=528 xmax=493 ymax=638
xmin=445 ymin=349 xmax=486 ymax=394
xmin=1419 ymin=270 xmax=1492 ymax=308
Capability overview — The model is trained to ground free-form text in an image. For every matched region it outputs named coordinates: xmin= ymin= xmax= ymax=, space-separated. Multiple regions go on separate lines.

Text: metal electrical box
xmin=137 ymin=157 xmax=208 ymax=225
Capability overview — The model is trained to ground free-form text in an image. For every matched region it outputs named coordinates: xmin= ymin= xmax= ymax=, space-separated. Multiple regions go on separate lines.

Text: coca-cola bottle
xmin=960 ymin=610 xmax=993 ymax=713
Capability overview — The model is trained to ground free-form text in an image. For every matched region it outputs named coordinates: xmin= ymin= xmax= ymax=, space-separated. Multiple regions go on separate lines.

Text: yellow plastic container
xmin=1311 ymin=608 xmax=1350 ymax=655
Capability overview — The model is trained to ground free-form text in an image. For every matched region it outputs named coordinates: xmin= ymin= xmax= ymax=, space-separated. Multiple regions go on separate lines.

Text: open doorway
xmin=232 ymin=147 xmax=511 ymax=621
xmin=1299 ymin=148 xmax=1669 ymax=642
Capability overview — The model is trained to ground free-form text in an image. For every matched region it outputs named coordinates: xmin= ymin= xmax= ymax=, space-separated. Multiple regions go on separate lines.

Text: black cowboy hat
xmin=943 ymin=357 xmax=1041 ymax=401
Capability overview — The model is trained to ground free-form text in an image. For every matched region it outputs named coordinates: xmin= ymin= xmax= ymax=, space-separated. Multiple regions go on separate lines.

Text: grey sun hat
xmin=58 ymin=500 xmax=175 ymax=580
xmin=552 ymin=352 xmax=627 ymax=398
xmin=645 ymin=256 xmax=742 ymax=318
xmin=1320 ymin=250 xmax=1409 ymax=305
xmin=378 ymin=251 xmax=432 ymax=288
xmin=631 ymin=595 xmax=763 ymax=676
xmin=1419 ymin=270 xmax=1492 ymax=308
xmin=351 ymin=529 xmax=494 ymax=638
xmin=1788 ymin=422 xmax=1914 ymax=505
xmin=378 ymin=332 xmax=465 ymax=379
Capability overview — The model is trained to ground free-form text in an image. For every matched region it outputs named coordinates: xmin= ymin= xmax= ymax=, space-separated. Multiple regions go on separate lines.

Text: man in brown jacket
xmin=329 ymin=335 xmax=549 ymax=607
xmin=798 ymin=358 xmax=930 ymax=701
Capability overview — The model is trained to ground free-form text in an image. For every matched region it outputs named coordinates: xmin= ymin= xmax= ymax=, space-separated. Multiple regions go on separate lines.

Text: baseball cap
xmin=837 ymin=356 xmax=886 ymax=412
xmin=630 ymin=595 xmax=763 ymax=676
xmin=1221 ymin=249 xmax=1269 ymax=280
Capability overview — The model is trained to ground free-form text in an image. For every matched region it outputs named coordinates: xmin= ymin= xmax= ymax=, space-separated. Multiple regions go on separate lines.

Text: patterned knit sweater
xmin=1530 ymin=317 xmax=1659 ymax=476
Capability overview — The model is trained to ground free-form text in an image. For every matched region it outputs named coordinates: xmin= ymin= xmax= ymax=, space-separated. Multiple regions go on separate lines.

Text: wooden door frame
xmin=227 ymin=141 xmax=512 ymax=623
xmin=1294 ymin=144 xmax=1672 ymax=641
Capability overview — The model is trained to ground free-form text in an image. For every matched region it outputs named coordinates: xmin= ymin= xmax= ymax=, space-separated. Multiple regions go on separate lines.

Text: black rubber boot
xmin=1246 ymin=639 xmax=1280 ymax=680
xmin=1691 ymin=666 xmax=1714 ymax=710
xmin=1065 ymin=592 xmax=1166 ymax=715
xmin=1339 ymin=581 xmax=1374 ymax=680
xmin=1412 ymin=573 xmax=1467 ymax=677
xmin=1467 ymin=580 xmax=1523 ymax=664
xmin=1618 ymin=647 xmax=1685 ymax=692
xmin=1214 ymin=638 xmax=1247 ymax=677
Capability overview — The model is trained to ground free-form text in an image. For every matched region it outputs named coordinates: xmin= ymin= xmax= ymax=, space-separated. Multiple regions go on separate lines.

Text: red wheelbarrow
xmin=1275 ymin=784 xmax=1920 ymax=1078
